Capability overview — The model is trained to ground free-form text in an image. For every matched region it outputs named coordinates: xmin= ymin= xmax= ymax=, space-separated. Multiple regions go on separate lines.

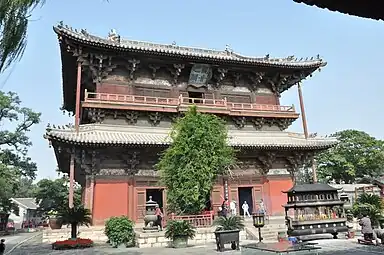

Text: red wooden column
xmin=297 ymin=82 xmax=318 ymax=183
xmin=75 ymin=61 xmax=82 ymax=132
xmin=69 ymin=151 xmax=75 ymax=208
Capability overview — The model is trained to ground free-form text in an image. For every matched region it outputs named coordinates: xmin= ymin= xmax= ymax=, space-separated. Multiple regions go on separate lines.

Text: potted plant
xmin=164 ymin=220 xmax=196 ymax=248
xmin=48 ymin=210 xmax=62 ymax=230
xmin=58 ymin=205 xmax=92 ymax=239
xmin=104 ymin=216 xmax=135 ymax=248
xmin=214 ymin=216 xmax=244 ymax=252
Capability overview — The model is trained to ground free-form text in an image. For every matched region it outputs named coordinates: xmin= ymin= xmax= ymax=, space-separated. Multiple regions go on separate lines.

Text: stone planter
xmin=214 ymin=229 xmax=240 ymax=252
xmin=172 ymin=235 xmax=188 ymax=248
xmin=49 ymin=218 xmax=63 ymax=230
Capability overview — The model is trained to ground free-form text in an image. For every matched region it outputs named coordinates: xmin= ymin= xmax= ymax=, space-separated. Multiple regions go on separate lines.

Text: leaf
xmin=316 ymin=130 xmax=384 ymax=184
xmin=156 ymin=106 xmax=235 ymax=214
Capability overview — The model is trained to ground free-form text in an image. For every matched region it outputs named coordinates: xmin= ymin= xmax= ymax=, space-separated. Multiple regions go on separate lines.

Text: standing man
xmin=259 ymin=199 xmax=266 ymax=214
xmin=230 ymin=200 xmax=237 ymax=216
xmin=242 ymin=201 xmax=251 ymax=218
xmin=155 ymin=204 xmax=163 ymax=231
xmin=0 ymin=239 xmax=5 ymax=255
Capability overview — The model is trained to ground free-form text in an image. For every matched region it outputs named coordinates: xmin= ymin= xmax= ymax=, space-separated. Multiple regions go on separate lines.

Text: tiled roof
xmin=11 ymin=198 xmax=38 ymax=210
xmin=53 ymin=23 xmax=326 ymax=69
xmin=284 ymin=183 xmax=339 ymax=193
xmin=44 ymin=124 xmax=337 ymax=150
xmin=294 ymin=0 xmax=383 ymax=21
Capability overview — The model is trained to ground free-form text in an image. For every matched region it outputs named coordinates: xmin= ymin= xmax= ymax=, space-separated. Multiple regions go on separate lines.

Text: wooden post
xmin=297 ymin=82 xmax=318 ymax=183
xmin=297 ymin=82 xmax=309 ymax=139
xmin=75 ymin=61 xmax=82 ymax=132
xmin=69 ymin=152 xmax=75 ymax=208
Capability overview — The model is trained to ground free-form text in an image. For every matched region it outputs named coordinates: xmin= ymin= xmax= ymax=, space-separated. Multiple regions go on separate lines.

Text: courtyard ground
xmin=8 ymin=235 xmax=384 ymax=255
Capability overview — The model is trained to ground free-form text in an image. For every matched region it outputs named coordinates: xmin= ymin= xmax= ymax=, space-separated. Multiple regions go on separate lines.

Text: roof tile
xmin=44 ymin=124 xmax=337 ymax=150
xmin=53 ymin=23 xmax=326 ymax=69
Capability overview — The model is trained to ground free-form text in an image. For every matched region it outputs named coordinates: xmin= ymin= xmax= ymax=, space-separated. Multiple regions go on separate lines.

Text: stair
xmin=244 ymin=216 xmax=287 ymax=243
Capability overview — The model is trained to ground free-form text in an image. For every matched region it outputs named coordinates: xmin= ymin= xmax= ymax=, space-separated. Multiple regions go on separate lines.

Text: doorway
xmin=188 ymin=91 xmax=204 ymax=103
xmin=146 ymin=189 xmax=164 ymax=210
xmin=238 ymin=187 xmax=253 ymax=215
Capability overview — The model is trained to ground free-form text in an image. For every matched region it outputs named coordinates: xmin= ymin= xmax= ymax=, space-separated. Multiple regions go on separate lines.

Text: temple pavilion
xmin=44 ymin=22 xmax=337 ymax=225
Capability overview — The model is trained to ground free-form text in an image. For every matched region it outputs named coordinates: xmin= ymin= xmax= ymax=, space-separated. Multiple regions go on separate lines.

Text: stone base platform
xmin=42 ymin=226 xmax=107 ymax=243
xmin=135 ymin=227 xmax=247 ymax=248
xmin=42 ymin=226 xmax=247 ymax=248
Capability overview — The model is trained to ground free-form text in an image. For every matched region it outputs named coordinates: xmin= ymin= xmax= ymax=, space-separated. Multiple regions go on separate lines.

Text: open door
xmin=135 ymin=188 xmax=146 ymax=222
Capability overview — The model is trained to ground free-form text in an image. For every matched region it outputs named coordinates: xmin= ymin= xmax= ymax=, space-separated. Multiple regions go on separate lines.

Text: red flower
xmin=52 ymin=238 xmax=94 ymax=250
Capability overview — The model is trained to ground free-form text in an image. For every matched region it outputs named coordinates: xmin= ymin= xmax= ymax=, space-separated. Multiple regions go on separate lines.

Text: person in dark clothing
xmin=221 ymin=201 xmax=228 ymax=217
xmin=0 ymin=239 xmax=5 ymax=255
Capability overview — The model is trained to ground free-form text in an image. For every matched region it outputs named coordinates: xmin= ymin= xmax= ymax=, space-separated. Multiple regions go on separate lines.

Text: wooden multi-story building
xmin=45 ymin=23 xmax=337 ymax=225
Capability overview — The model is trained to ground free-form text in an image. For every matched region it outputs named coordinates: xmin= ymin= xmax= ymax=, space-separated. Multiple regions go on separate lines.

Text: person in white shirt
xmin=242 ymin=201 xmax=251 ymax=218
xmin=230 ymin=200 xmax=237 ymax=216
xmin=259 ymin=199 xmax=266 ymax=214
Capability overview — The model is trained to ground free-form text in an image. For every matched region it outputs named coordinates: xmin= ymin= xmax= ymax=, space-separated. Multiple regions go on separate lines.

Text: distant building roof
xmin=294 ymin=0 xmax=383 ymax=21
xmin=44 ymin=124 xmax=338 ymax=150
xmin=373 ymin=178 xmax=384 ymax=186
xmin=11 ymin=198 xmax=38 ymax=210
xmin=284 ymin=183 xmax=339 ymax=193
xmin=330 ymin=184 xmax=381 ymax=193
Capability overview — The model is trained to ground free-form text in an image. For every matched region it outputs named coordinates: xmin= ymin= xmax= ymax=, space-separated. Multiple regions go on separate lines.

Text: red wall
xmin=255 ymin=95 xmax=279 ymax=105
xmin=96 ymin=83 xmax=131 ymax=94
xmin=266 ymin=178 xmax=293 ymax=216
xmin=92 ymin=180 xmax=129 ymax=225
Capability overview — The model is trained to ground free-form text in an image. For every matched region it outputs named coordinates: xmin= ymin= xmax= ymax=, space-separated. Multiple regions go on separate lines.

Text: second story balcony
xmin=82 ymin=90 xmax=299 ymax=119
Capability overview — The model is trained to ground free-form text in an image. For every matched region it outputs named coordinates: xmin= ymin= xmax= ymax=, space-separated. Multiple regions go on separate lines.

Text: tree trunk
xmin=71 ymin=222 xmax=77 ymax=239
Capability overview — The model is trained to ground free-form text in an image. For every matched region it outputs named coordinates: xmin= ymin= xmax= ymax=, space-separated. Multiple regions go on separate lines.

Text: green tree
xmin=0 ymin=91 xmax=40 ymax=213
xmin=0 ymin=0 xmax=45 ymax=72
xmin=0 ymin=0 xmax=108 ymax=73
xmin=157 ymin=106 xmax=235 ymax=215
xmin=316 ymin=130 xmax=384 ymax=184
xmin=34 ymin=177 xmax=82 ymax=214
xmin=13 ymin=177 xmax=37 ymax=197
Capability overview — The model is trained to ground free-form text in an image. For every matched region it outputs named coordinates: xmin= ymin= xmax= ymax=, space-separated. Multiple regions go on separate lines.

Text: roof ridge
xmin=53 ymin=22 xmax=326 ymax=67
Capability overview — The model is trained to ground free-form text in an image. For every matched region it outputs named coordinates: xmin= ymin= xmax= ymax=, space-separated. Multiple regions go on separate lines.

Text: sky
xmin=0 ymin=0 xmax=383 ymax=180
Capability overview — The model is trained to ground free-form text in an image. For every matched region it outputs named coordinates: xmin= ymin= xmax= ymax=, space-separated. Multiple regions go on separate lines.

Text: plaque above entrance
xmin=188 ymin=64 xmax=212 ymax=88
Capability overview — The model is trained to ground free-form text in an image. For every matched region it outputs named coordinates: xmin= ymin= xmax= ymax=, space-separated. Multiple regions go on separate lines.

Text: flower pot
xmin=49 ymin=218 xmax=63 ymax=230
xmin=172 ymin=235 xmax=188 ymax=248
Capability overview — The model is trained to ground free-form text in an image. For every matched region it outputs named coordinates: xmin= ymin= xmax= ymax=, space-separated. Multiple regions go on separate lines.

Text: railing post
xmin=171 ymin=213 xmax=175 ymax=220
xmin=84 ymin=89 xmax=88 ymax=101
xmin=178 ymin=94 xmax=182 ymax=106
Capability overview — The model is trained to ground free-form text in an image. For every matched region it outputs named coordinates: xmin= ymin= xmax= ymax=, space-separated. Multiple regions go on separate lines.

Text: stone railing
xmin=168 ymin=213 xmax=214 ymax=228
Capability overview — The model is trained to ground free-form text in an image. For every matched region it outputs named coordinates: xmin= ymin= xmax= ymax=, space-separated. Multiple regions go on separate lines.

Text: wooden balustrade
xmin=84 ymin=90 xmax=295 ymax=113
xmin=169 ymin=213 xmax=214 ymax=228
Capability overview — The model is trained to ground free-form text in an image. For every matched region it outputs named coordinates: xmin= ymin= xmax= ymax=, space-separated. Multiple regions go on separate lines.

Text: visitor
xmin=221 ymin=201 xmax=228 ymax=217
xmin=259 ymin=199 xmax=266 ymax=214
xmin=0 ymin=239 xmax=5 ymax=255
xmin=230 ymin=200 xmax=237 ymax=216
xmin=242 ymin=201 xmax=251 ymax=218
xmin=359 ymin=214 xmax=374 ymax=241
xmin=155 ymin=205 xmax=163 ymax=231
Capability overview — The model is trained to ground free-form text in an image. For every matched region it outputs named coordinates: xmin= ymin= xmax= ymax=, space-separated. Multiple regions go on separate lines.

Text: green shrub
xmin=164 ymin=220 xmax=196 ymax=241
xmin=213 ymin=216 xmax=245 ymax=231
xmin=352 ymin=193 xmax=384 ymax=227
xmin=104 ymin=216 xmax=135 ymax=248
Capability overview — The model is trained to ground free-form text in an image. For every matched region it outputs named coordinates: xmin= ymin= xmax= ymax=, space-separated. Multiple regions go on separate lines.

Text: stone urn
xmin=49 ymin=217 xmax=63 ymax=230
xmin=143 ymin=196 xmax=159 ymax=232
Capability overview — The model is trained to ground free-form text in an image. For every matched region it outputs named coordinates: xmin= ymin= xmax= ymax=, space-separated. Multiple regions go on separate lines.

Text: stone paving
xmin=9 ymin=237 xmax=384 ymax=254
